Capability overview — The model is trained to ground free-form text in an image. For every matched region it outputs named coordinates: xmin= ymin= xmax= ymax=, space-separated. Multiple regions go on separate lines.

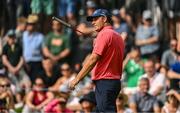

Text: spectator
xmin=167 ymin=51 xmax=180 ymax=91
xmin=40 ymin=58 xmax=59 ymax=87
xmin=142 ymin=59 xmax=166 ymax=101
xmin=76 ymin=0 xmax=97 ymax=63
xmin=129 ymin=77 xmax=160 ymax=113
xmin=161 ymin=38 xmax=178 ymax=68
xmin=116 ymin=93 xmax=132 ymax=113
xmin=135 ymin=10 xmax=160 ymax=59
xmin=77 ymin=91 xmax=96 ymax=113
xmin=43 ymin=20 xmax=71 ymax=65
xmin=123 ymin=47 xmax=144 ymax=95
xmin=22 ymin=77 xmax=54 ymax=113
xmin=49 ymin=63 xmax=75 ymax=93
xmin=23 ymin=14 xmax=44 ymax=83
xmin=2 ymin=29 xmax=31 ymax=92
xmin=112 ymin=9 xmax=129 ymax=40
xmin=161 ymin=90 xmax=180 ymax=113
xmin=0 ymin=77 xmax=14 ymax=112
xmin=15 ymin=17 xmax=27 ymax=45
xmin=45 ymin=97 xmax=73 ymax=113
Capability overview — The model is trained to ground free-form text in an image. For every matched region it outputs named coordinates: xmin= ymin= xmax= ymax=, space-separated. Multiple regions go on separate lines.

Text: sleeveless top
xmin=32 ymin=90 xmax=47 ymax=105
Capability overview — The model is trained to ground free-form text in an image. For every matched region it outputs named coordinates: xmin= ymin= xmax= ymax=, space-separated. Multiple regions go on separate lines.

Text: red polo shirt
xmin=92 ymin=26 xmax=124 ymax=80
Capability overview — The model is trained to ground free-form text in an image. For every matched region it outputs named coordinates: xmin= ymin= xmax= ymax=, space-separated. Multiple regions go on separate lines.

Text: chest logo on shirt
xmin=51 ymin=38 xmax=63 ymax=46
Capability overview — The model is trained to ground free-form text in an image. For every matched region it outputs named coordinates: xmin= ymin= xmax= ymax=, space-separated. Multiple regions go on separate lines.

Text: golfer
xmin=69 ymin=9 xmax=124 ymax=112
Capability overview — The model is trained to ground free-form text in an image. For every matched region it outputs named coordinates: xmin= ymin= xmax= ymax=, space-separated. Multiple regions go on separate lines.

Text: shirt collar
xmin=101 ymin=25 xmax=113 ymax=31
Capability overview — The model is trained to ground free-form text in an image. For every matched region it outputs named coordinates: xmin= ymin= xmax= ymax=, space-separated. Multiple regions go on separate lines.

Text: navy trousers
xmin=94 ymin=79 xmax=121 ymax=112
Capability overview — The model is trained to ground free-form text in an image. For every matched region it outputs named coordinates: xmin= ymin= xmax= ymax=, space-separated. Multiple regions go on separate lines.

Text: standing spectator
xmin=43 ymin=20 xmax=71 ymax=65
xmin=161 ymin=38 xmax=178 ymax=68
xmin=129 ymin=77 xmax=160 ymax=113
xmin=15 ymin=17 xmax=27 ymax=45
xmin=22 ymin=77 xmax=54 ymax=113
xmin=135 ymin=10 xmax=160 ymax=59
xmin=2 ymin=29 xmax=30 ymax=92
xmin=30 ymin=0 xmax=54 ymax=33
xmin=23 ymin=14 xmax=44 ymax=83
xmin=69 ymin=9 xmax=124 ymax=112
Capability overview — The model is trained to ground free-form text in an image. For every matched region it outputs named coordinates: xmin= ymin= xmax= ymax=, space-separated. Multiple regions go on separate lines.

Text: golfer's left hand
xmin=69 ymin=79 xmax=78 ymax=90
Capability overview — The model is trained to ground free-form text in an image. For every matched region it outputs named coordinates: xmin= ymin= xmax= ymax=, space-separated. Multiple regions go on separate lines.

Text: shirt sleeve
xmin=64 ymin=35 xmax=71 ymax=49
xmin=129 ymin=94 xmax=137 ymax=104
xmin=2 ymin=45 xmax=7 ymax=55
xmin=92 ymin=32 xmax=110 ymax=56
xmin=152 ymin=26 xmax=159 ymax=37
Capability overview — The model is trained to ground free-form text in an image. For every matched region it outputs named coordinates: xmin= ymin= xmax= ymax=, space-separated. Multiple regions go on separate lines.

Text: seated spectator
xmin=135 ymin=10 xmax=160 ymax=59
xmin=116 ymin=93 xmax=132 ymax=113
xmin=0 ymin=77 xmax=14 ymax=112
xmin=14 ymin=91 xmax=25 ymax=113
xmin=22 ymin=77 xmax=54 ymax=113
xmin=161 ymin=38 xmax=178 ymax=68
xmin=123 ymin=47 xmax=144 ymax=95
xmin=2 ymin=29 xmax=31 ymax=92
xmin=49 ymin=63 xmax=75 ymax=93
xmin=40 ymin=58 xmax=59 ymax=87
xmin=77 ymin=91 xmax=96 ymax=113
xmin=142 ymin=59 xmax=166 ymax=101
xmin=43 ymin=20 xmax=71 ymax=64
xmin=167 ymin=51 xmax=180 ymax=91
xmin=161 ymin=90 xmax=180 ymax=113
xmin=129 ymin=77 xmax=160 ymax=113
xmin=45 ymin=97 xmax=73 ymax=113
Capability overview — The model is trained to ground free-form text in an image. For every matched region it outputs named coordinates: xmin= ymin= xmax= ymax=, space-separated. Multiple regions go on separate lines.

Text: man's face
xmin=139 ymin=79 xmax=149 ymax=93
xmin=170 ymin=39 xmax=177 ymax=51
xmin=144 ymin=61 xmax=155 ymax=77
xmin=92 ymin=16 xmax=106 ymax=32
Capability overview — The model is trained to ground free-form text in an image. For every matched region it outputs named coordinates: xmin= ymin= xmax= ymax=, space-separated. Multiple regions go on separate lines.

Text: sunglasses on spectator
xmin=0 ymin=84 xmax=10 ymax=88
xmin=61 ymin=68 xmax=70 ymax=71
xmin=35 ymin=83 xmax=44 ymax=87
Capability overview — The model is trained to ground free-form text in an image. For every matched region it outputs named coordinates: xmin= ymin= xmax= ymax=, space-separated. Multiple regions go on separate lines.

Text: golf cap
xmin=87 ymin=9 xmax=111 ymax=21
xmin=6 ymin=29 xmax=16 ymax=38
xmin=143 ymin=10 xmax=152 ymax=20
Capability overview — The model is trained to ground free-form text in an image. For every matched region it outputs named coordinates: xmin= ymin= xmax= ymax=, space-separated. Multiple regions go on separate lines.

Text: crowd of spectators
xmin=0 ymin=0 xmax=180 ymax=113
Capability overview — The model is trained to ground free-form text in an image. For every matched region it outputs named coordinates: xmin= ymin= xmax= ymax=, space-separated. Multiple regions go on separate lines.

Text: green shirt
xmin=44 ymin=32 xmax=70 ymax=56
xmin=124 ymin=60 xmax=144 ymax=87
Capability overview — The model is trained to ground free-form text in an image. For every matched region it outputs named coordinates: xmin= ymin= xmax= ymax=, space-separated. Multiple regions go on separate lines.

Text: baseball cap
xmin=6 ymin=29 xmax=16 ymax=38
xmin=87 ymin=9 xmax=111 ymax=21
xmin=112 ymin=9 xmax=119 ymax=17
xmin=79 ymin=91 xmax=96 ymax=105
xmin=86 ymin=0 xmax=96 ymax=8
xmin=142 ymin=10 xmax=152 ymax=20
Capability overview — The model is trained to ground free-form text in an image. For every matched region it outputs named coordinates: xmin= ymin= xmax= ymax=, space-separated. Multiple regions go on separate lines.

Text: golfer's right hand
xmin=68 ymin=79 xmax=77 ymax=90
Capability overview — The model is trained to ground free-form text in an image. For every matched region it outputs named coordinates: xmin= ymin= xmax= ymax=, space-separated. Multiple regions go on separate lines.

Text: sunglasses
xmin=35 ymin=83 xmax=44 ymax=86
xmin=0 ymin=84 xmax=10 ymax=88
xmin=61 ymin=68 xmax=70 ymax=71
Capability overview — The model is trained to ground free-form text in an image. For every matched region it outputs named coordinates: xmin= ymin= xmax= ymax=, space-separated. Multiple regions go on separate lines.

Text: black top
xmin=3 ymin=43 xmax=22 ymax=66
